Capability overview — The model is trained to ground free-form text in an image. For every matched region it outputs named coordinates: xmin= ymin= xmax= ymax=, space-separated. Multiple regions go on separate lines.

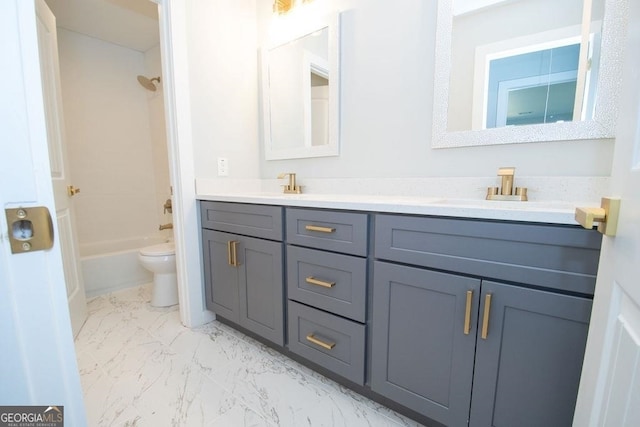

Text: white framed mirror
xmin=432 ymin=0 xmax=627 ymax=148
xmin=261 ymin=13 xmax=340 ymax=160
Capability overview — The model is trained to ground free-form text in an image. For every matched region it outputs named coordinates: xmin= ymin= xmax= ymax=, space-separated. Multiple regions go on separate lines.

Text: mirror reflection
xmin=262 ymin=14 xmax=340 ymax=160
xmin=448 ymin=0 xmax=603 ymax=132
xmin=268 ymin=28 xmax=328 ymax=149
xmin=432 ymin=0 xmax=622 ymax=148
xmin=309 ymin=67 xmax=330 ymax=146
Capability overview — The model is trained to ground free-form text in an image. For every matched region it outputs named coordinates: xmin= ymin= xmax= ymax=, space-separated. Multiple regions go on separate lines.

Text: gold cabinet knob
xmin=67 ymin=185 xmax=81 ymax=197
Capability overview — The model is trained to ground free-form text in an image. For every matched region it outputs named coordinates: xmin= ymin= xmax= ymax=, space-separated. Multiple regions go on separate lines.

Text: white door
xmin=574 ymin=2 xmax=640 ymax=425
xmin=0 ymin=0 xmax=86 ymax=423
xmin=35 ymin=0 xmax=87 ymax=336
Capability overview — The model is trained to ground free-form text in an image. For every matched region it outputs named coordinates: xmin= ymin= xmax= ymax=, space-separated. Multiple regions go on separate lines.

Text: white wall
xmin=187 ymin=0 xmax=260 ymax=181
xmin=261 ymin=0 xmax=614 ymax=179
xmin=57 ymin=29 xmax=170 ymax=251
xmin=185 ymin=0 xmax=614 ymax=186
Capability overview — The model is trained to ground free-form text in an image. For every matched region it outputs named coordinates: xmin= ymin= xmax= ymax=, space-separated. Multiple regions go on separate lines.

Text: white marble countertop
xmin=196 ymin=192 xmax=595 ymax=225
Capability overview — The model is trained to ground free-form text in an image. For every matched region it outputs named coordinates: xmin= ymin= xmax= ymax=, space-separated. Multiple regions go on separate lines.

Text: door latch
xmin=5 ymin=207 xmax=54 ymax=254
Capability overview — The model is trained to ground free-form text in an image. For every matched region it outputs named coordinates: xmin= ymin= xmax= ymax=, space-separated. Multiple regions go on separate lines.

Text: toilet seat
xmin=140 ymin=242 xmax=175 ymax=256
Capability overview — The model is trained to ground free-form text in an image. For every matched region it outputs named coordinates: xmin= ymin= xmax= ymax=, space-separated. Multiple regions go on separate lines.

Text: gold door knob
xmin=575 ymin=197 xmax=620 ymax=236
xmin=575 ymin=208 xmax=606 ymax=229
xmin=67 ymin=185 xmax=81 ymax=197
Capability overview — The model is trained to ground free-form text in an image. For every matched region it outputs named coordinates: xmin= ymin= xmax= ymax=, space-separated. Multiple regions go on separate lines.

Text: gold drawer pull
xmin=305 ymin=225 xmax=336 ymax=233
xmin=306 ymin=333 xmax=335 ymax=350
xmin=305 ymin=276 xmax=336 ymax=288
xmin=481 ymin=293 xmax=492 ymax=340
xmin=463 ymin=290 xmax=473 ymax=335
xmin=227 ymin=240 xmax=239 ymax=267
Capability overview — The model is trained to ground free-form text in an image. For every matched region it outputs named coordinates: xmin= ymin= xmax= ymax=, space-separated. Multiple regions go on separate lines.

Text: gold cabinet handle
xmin=464 ymin=290 xmax=473 ymax=335
xmin=305 ymin=276 xmax=336 ymax=288
xmin=305 ymin=225 xmax=335 ymax=233
xmin=306 ymin=333 xmax=335 ymax=350
xmin=231 ymin=240 xmax=239 ymax=266
xmin=227 ymin=240 xmax=239 ymax=267
xmin=575 ymin=197 xmax=621 ymax=236
xmin=67 ymin=185 xmax=81 ymax=197
xmin=481 ymin=293 xmax=492 ymax=340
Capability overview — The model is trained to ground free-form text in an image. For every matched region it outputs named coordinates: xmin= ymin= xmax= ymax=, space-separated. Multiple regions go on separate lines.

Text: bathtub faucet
xmin=159 ymin=223 xmax=173 ymax=231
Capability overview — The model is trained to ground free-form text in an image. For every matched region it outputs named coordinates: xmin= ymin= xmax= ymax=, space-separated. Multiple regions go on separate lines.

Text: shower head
xmin=137 ymin=75 xmax=161 ymax=91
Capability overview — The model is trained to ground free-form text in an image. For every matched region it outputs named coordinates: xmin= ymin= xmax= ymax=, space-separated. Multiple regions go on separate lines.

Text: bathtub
xmin=80 ymin=236 xmax=167 ymax=298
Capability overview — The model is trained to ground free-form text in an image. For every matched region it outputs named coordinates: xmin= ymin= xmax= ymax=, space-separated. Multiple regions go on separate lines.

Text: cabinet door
xmin=470 ymin=281 xmax=592 ymax=427
xmin=202 ymin=230 xmax=240 ymax=323
xmin=237 ymin=235 xmax=284 ymax=346
xmin=371 ymin=261 xmax=481 ymax=426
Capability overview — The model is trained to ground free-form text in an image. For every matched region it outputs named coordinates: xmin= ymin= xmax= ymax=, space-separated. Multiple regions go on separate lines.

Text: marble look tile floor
xmin=74 ymin=284 xmax=424 ymax=426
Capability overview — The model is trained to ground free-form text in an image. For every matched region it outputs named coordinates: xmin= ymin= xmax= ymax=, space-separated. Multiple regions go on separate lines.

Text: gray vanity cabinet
xmin=285 ymin=208 xmax=369 ymax=384
xmin=198 ymin=201 xmax=602 ymax=427
xmin=372 ymin=214 xmax=601 ymax=426
xmin=372 ymin=262 xmax=592 ymax=427
xmin=470 ymin=281 xmax=592 ymax=427
xmin=201 ymin=202 xmax=284 ymax=346
xmin=371 ymin=261 xmax=481 ymax=427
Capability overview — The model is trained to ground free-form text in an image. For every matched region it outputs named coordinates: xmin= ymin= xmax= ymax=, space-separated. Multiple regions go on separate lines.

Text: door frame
xmin=155 ymin=0 xmax=214 ymax=328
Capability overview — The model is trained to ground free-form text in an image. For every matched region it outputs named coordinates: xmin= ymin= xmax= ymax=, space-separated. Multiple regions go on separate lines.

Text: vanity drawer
xmin=200 ymin=201 xmax=283 ymax=241
xmin=374 ymin=214 xmax=602 ymax=295
xmin=288 ymin=300 xmax=365 ymax=385
xmin=287 ymin=245 xmax=367 ymax=322
xmin=286 ymin=208 xmax=368 ymax=256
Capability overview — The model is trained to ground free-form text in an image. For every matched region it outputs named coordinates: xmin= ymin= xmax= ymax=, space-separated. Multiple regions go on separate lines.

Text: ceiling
xmin=45 ymin=0 xmax=160 ymax=52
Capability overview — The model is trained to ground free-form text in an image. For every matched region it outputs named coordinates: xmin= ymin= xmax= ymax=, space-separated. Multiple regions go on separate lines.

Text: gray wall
xmin=188 ymin=0 xmax=614 ymax=183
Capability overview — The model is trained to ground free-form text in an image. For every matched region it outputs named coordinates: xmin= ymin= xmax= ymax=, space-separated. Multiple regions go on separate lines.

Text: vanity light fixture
xmin=273 ymin=0 xmax=293 ymax=14
xmin=273 ymin=0 xmax=314 ymax=14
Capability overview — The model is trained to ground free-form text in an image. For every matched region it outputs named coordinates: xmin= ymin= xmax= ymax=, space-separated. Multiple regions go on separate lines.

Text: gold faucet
xmin=277 ymin=173 xmax=302 ymax=194
xmin=486 ymin=167 xmax=527 ymax=201
xmin=159 ymin=223 xmax=173 ymax=230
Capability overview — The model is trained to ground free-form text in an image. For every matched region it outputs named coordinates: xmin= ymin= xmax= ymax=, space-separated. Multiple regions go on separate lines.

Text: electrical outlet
xmin=217 ymin=157 xmax=229 ymax=176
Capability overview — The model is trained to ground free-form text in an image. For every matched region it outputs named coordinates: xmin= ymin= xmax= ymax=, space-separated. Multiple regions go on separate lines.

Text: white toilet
xmin=138 ymin=242 xmax=179 ymax=307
